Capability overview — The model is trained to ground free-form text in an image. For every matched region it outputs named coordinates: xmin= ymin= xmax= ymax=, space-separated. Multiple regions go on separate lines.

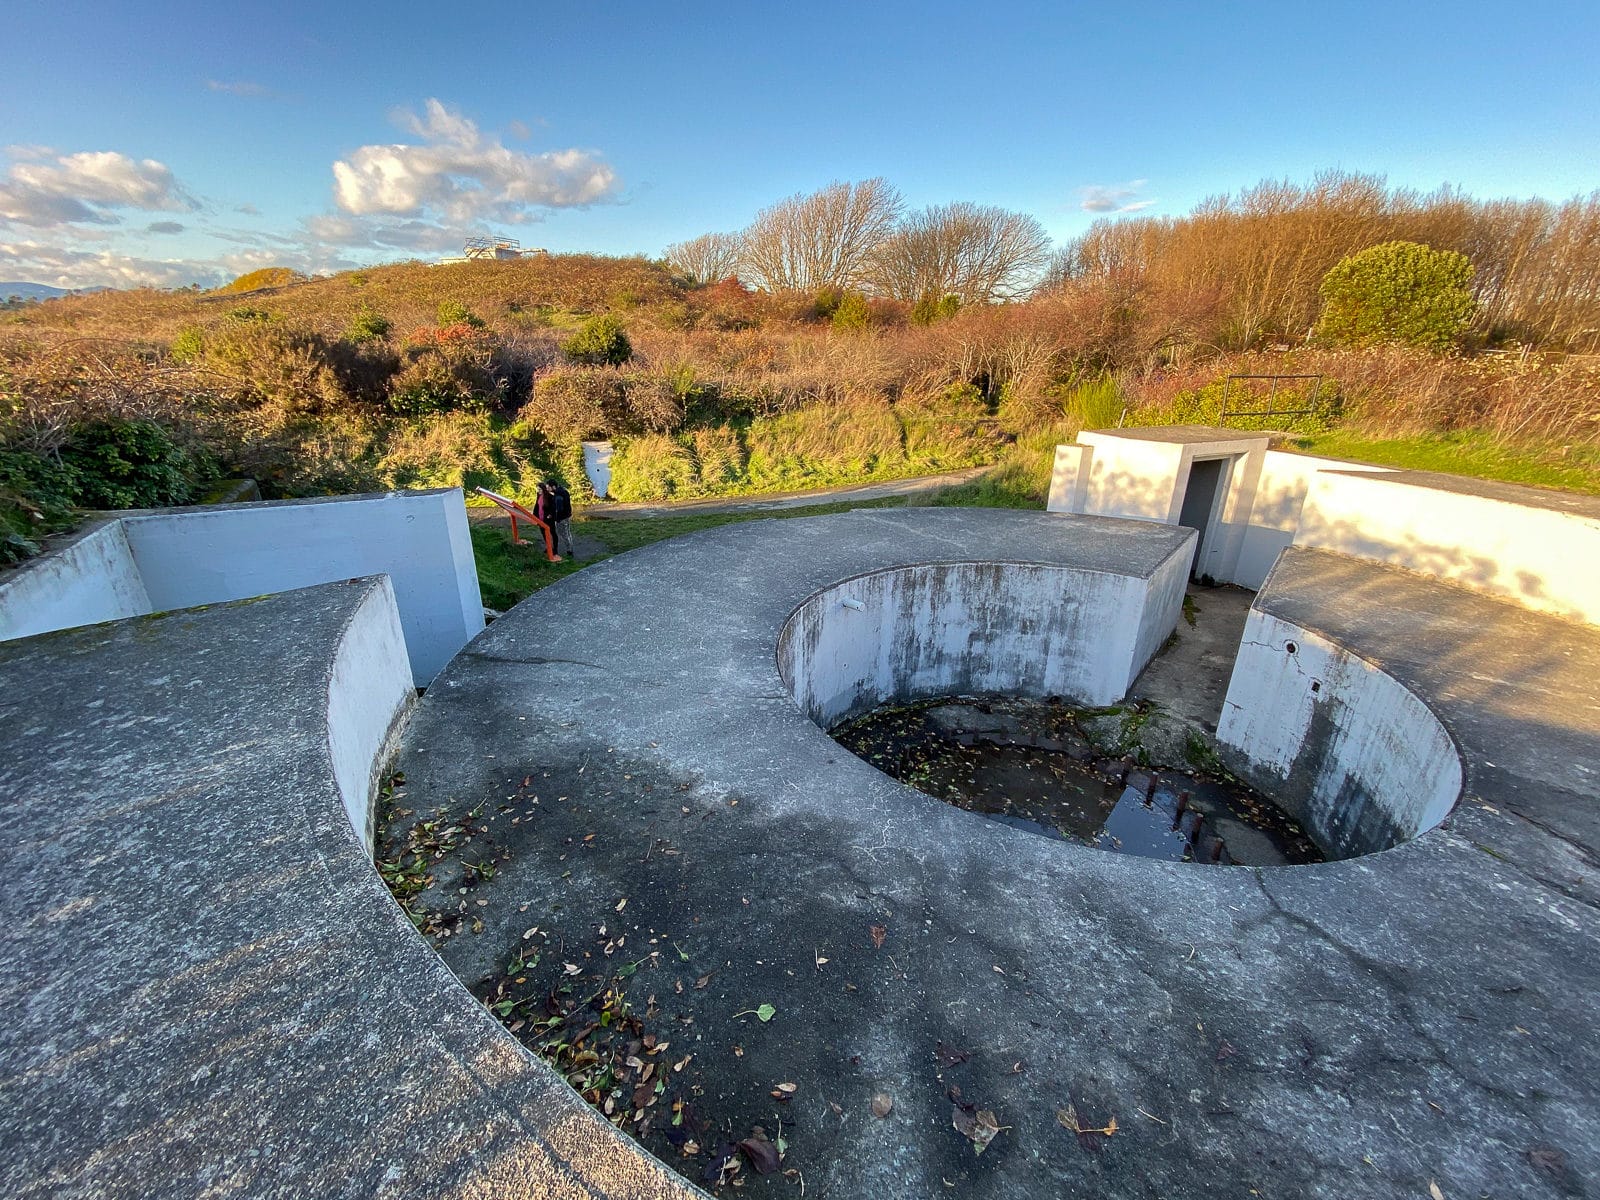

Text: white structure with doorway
xmin=1047 ymin=425 xmax=1600 ymax=622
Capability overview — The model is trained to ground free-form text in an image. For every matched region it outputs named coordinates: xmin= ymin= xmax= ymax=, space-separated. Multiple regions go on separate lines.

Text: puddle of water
xmin=834 ymin=697 xmax=1323 ymax=867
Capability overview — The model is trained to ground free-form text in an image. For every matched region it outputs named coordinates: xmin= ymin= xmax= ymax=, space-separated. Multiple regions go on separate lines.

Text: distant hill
xmin=1 ymin=282 xmax=71 ymax=302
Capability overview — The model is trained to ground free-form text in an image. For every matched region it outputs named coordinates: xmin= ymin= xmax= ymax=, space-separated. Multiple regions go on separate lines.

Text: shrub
xmin=344 ymin=308 xmax=393 ymax=344
xmin=522 ymin=368 xmax=627 ymax=439
xmin=621 ymin=373 xmax=685 ymax=433
xmin=57 ymin=419 xmax=215 ymax=510
xmin=436 ymin=299 xmax=485 ymax=329
xmin=169 ymin=326 xmax=205 ymax=364
xmin=1316 ymin=241 xmax=1476 ymax=351
xmin=831 ymin=291 xmax=872 ymax=332
xmin=562 ymin=314 xmax=632 ymax=366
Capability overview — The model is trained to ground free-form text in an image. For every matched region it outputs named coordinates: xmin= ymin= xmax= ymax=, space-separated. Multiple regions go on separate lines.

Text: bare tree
xmin=662 ymin=232 xmax=744 ymax=286
xmin=871 ymin=203 xmax=1052 ymax=304
xmin=740 ymin=178 xmax=903 ymax=292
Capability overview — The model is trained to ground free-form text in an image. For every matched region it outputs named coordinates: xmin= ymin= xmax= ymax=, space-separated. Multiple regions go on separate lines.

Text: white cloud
xmin=304 ymin=212 xmax=477 ymax=254
xmin=0 ymin=148 xmax=195 ymax=228
xmin=0 ymin=240 xmax=221 ymax=289
xmin=1079 ymin=181 xmax=1155 ymax=215
xmin=331 ymin=99 xmax=618 ymax=225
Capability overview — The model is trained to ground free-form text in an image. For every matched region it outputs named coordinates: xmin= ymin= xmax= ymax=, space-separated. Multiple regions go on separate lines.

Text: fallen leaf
xmin=563 ymin=962 xmax=582 ymax=976
xmin=694 ymin=974 xmax=712 ymax=989
xmin=870 ymin=924 xmax=887 ymax=949
xmin=771 ymin=1082 xmax=798 ymax=1101
xmin=871 ymin=1093 xmax=894 ymax=1118
xmin=1429 ymin=1183 xmax=1446 ymax=1200
xmin=738 ymin=1133 xmax=781 ymax=1175
xmin=682 ymin=1140 xmax=700 ymax=1156
xmin=616 ymin=898 xmax=628 ymax=912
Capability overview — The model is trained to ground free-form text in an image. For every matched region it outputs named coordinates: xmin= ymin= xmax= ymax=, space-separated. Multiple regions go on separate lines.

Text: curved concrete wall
xmin=777 ymin=559 xmax=1187 ymax=728
xmin=1216 ymin=609 xmax=1462 ymax=858
xmin=325 ymin=576 xmax=416 ymax=852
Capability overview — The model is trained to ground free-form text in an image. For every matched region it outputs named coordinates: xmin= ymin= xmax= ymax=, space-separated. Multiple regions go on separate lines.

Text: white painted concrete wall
xmin=325 ymin=576 xmax=415 ymax=852
xmin=1232 ymin=451 xmax=1393 ymax=590
xmin=778 ymin=552 xmax=1192 ymax=729
xmin=1295 ymin=471 xmax=1600 ymax=626
xmin=1046 ymin=444 xmax=1093 ymax=514
xmin=1216 ymin=610 xmax=1462 ymax=858
xmin=0 ymin=489 xmax=484 ymax=684
xmin=0 ymin=521 xmax=152 ymax=640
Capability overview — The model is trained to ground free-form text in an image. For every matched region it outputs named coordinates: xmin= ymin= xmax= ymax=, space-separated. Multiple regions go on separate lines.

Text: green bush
xmin=57 ymin=419 xmax=215 ymax=510
xmin=562 ymin=314 xmax=632 ymax=366
xmin=436 ymin=300 xmax=485 ymax=329
xmin=169 ymin=326 xmax=205 ymax=364
xmin=831 ymin=291 xmax=872 ymax=332
xmin=910 ymin=293 xmax=961 ymax=326
xmin=1316 ymin=241 xmax=1476 ymax=351
xmin=344 ymin=308 xmax=393 ymax=344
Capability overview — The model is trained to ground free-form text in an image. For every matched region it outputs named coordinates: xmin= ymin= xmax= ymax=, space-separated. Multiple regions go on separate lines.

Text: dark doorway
xmin=1178 ymin=457 xmax=1227 ymax=579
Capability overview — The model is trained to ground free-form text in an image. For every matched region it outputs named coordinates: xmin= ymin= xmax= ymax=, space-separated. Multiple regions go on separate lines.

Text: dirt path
xmin=464 ymin=467 xmax=988 ymax=525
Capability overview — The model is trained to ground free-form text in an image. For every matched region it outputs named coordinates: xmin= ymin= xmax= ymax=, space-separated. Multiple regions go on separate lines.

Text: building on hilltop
xmin=436 ymin=237 xmax=551 ymax=265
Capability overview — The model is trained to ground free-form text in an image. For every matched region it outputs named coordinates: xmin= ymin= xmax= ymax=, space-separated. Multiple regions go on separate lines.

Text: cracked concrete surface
xmin=391 ymin=510 xmax=1600 ymax=1199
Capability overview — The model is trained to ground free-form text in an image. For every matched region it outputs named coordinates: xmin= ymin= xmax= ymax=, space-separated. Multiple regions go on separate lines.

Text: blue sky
xmin=2 ymin=0 xmax=1596 ymax=288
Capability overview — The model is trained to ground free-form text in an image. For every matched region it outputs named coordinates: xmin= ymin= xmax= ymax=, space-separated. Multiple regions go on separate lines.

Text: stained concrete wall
xmin=1216 ymin=608 xmax=1461 ymax=859
xmin=1232 ymin=451 xmax=1393 ymax=589
xmin=0 ymin=521 xmax=151 ymax=640
xmin=0 ymin=489 xmax=484 ymax=683
xmin=1295 ymin=469 xmax=1600 ymax=626
xmin=778 ymin=552 xmax=1192 ymax=729
xmin=326 ymin=576 xmax=415 ymax=851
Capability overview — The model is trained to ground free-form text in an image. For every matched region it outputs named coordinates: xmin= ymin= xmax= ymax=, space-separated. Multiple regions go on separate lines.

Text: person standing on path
xmin=538 ymin=479 xmax=576 ymax=561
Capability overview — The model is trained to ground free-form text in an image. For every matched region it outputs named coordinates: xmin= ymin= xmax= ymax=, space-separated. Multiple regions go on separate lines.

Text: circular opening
xmin=779 ymin=565 xmax=1463 ymax=863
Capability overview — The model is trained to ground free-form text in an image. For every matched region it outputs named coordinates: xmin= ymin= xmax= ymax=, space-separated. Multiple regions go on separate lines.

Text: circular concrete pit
xmin=387 ymin=508 xmax=1595 ymax=1199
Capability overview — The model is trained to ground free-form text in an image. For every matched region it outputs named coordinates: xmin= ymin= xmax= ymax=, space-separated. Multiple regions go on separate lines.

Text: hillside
xmin=4 ymin=177 xmax=1598 ymax=567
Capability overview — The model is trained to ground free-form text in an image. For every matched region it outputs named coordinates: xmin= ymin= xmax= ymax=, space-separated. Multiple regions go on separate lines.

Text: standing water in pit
xmin=834 ymin=696 xmax=1323 ymax=866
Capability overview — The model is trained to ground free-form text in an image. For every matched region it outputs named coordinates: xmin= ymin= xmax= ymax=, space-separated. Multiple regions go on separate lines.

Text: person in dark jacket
xmin=537 ymin=479 xmax=575 ymax=561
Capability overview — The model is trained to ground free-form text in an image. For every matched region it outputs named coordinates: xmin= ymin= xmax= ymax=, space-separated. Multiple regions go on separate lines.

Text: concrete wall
xmin=0 ymin=489 xmax=484 ymax=683
xmin=1295 ymin=470 xmax=1600 ymax=626
xmin=1216 ymin=609 xmax=1462 ymax=859
xmin=0 ymin=521 xmax=151 ymax=640
xmin=1232 ymin=451 xmax=1392 ymax=590
xmin=777 ymin=553 xmax=1192 ymax=729
xmin=325 ymin=576 xmax=415 ymax=851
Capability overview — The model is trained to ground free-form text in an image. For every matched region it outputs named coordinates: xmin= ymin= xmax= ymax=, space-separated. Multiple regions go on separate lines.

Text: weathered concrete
xmin=0 ymin=581 xmax=698 ymax=1200
xmin=392 ymin=507 xmax=1600 ymax=1199
xmin=1217 ymin=559 xmax=1463 ymax=858
xmin=0 ymin=488 xmax=484 ymax=684
xmin=778 ymin=536 xmax=1192 ymax=726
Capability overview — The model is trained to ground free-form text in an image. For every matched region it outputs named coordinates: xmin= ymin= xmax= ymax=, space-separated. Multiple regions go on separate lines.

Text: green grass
xmin=1287 ymin=429 xmax=1600 ymax=495
xmin=471 ymin=496 xmax=914 ymax=610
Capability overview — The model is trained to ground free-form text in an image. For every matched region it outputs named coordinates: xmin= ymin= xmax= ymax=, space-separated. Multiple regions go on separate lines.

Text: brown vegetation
xmin=4 ymin=172 xmax=1598 ymax=559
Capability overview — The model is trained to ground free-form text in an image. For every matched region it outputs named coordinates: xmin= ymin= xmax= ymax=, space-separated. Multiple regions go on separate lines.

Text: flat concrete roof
xmin=1313 ymin=466 xmax=1600 ymax=519
xmin=390 ymin=510 xmax=1600 ymax=1199
xmin=1085 ymin=424 xmax=1273 ymax=446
